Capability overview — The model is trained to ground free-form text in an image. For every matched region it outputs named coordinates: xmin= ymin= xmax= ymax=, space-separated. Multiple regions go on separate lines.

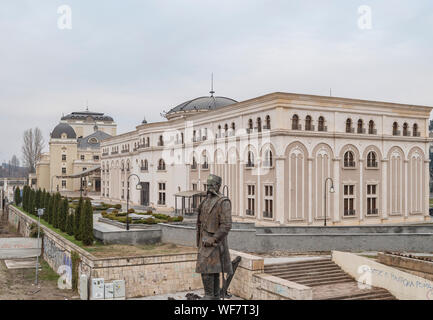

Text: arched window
xmin=202 ymin=152 xmax=208 ymax=169
xmin=146 ymin=137 xmax=150 ymax=147
xmin=344 ymin=151 xmax=355 ymax=167
xmin=231 ymin=122 xmax=235 ymax=130
xmin=263 ymin=150 xmax=273 ymax=167
xmin=144 ymin=159 xmax=148 ymax=171
xmin=318 ymin=116 xmax=325 ymax=132
xmin=224 ymin=123 xmax=228 ymax=133
xmin=158 ymin=135 xmax=164 ymax=146
xmin=403 ymin=123 xmax=409 ymax=136
xmin=346 ymin=119 xmax=353 ymax=133
xmin=265 ymin=115 xmax=271 ymax=130
xmin=247 ymin=151 xmax=254 ymax=168
xmin=367 ymin=151 xmax=377 ymax=168
xmin=230 ymin=122 xmax=236 ymax=136
xmin=257 ymin=117 xmax=262 ymax=132
xmin=292 ymin=114 xmax=300 ymax=130
xmin=368 ymin=120 xmax=375 ymax=134
xmin=158 ymin=159 xmax=166 ymax=171
xmin=248 ymin=119 xmax=253 ymax=133
xmin=392 ymin=122 xmax=399 ymax=136
xmin=192 ymin=156 xmax=197 ymax=169
xmin=305 ymin=115 xmax=312 ymax=131
xmin=357 ymin=119 xmax=364 ymax=134
xmin=413 ymin=123 xmax=419 ymax=137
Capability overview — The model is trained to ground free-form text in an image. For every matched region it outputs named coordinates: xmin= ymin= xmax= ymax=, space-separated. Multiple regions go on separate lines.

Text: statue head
xmin=206 ymin=174 xmax=222 ymax=196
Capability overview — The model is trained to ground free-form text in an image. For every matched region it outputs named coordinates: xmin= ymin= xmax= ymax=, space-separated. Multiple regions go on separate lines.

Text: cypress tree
xmin=43 ymin=193 xmax=50 ymax=222
xmin=29 ymin=189 xmax=35 ymax=215
xmin=22 ymin=186 xmax=28 ymax=211
xmin=59 ymin=197 xmax=68 ymax=232
xmin=66 ymin=212 xmax=74 ymax=236
xmin=48 ymin=195 xmax=54 ymax=225
xmin=52 ymin=193 xmax=60 ymax=228
xmin=14 ymin=187 xmax=21 ymax=206
xmin=81 ymin=199 xmax=94 ymax=246
xmin=35 ymin=189 xmax=41 ymax=210
xmin=74 ymin=197 xmax=83 ymax=240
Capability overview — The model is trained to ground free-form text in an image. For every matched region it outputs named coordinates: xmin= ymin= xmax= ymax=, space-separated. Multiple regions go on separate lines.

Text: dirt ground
xmin=0 ymin=211 xmax=78 ymax=300
xmin=86 ymin=242 xmax=197 ymax=258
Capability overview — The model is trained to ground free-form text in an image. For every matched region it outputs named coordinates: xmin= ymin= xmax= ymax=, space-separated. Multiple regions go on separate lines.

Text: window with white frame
xmin=263 ymin=185 xmax=273 ymax=218
xmin=61 ymin=180 xmax=66 ymax=189
xmin=343 ymin=185 xmax=355 ymax=216
xmin=367 ymin=184 xmax=378 ymax=215
xmin=246 ymin=184 xmax=255 ymax=216
xmin=158 ymin=182 xmax=166 ymax=205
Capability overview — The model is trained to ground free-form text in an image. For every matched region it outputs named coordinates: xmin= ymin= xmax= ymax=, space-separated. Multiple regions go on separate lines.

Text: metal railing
xmin=344 ymin=161 xmax=356 ymax=168
xmin=367 ymin=208 xmax=378 ymax=215
xmin=344 ymin=209 xmax=356 ymax=216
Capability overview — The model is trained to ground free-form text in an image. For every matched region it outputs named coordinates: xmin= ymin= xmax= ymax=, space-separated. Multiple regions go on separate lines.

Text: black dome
xmin=167 ymin=96 xmax=237 ymax=115
xmin=51 ymin=123 xmax=76 ymax=139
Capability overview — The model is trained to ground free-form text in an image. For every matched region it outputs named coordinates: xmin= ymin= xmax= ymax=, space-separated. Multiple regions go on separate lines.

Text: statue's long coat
xmin=195 ymin=194 xmax=233 ymax=274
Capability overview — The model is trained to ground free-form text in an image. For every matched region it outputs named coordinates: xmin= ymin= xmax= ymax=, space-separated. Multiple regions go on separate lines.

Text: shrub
xmin=14 ymin=187 xmax=21 ymax=206
xmin=152 ymin=213 xmax=170 ymax=220
xmin=143 ymin=217 xmax=157 ymax=224
xmin=80 ymin=199 xmax=94 ymax=246
xmin=115 ymin=212 xmax=127 ymax=217
xmin=128 ymin=208 xmax=135 ymax=213
xmin=29 ymin=222 xmax=44 ymax=238
xmin=74 ymin=197 xmax=84 ymax=240
xmin=146 ymin=210 xmax=152 ymax=214
xmin=113 ymin=204 xmax=122 ymax=209
xmin=168 ymin=216 xmax=184 ymax=222
xmin=112 ymin=209 xmax=119 ymax=215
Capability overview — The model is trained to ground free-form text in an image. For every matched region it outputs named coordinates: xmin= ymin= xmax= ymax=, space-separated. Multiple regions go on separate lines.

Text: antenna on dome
xmin=86 ymin=100 xmax=89 ymax=111
xmin=210 ymin=73 xmax=215 ymax=97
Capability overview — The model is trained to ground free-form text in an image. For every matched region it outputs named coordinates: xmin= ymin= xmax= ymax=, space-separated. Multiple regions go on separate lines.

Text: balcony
xmin=368 ymin=129 xmax=377 ymax=135
xmin=245 ymin=209 xmax=254 ymax=216
xmin=346 ymin=128 xmax=355 ymax=133
xmin=403 ymin=131 xmax=411 ymax=137
xmin=157 ymin=165 xmax=166 ymax=171
xmin=292 ymin=124 xmax=302 ymax=130
xmin=111 ymin=151 xmax=118 ymax=155
xmin=202 ymin=163 xmax=209 ymax=170
xmin=102 ymin=152 xmax=108 ymax=156
xmin=357 ymin=128 xmax=366 ymax=134
xmin=263 ymin=211 xmax=273 ymax=218
xmin=318 ymin=126 xmax=327 ymax=132
xmin=305 ymin=125 xmax=315 ymax=131
xmin=246 ymin=162 xmax=255 ymax=168
xmin=413 ymin=131 xmax=421 ymax=137
xmin=121 ymin=150 xmax=129 ymax=154
xmin=367 ymin=208 xmax=378 ymax=215
xmin=246 ymin=128 xmax=253 ymax=134
xmin=141 ymin=143 xmax=150 ymax=148
xmin=393 ymin=130 xmax=401 ymax=136
xmin=344 ymin=161 xmax=356 ymax=168
xmin=191 ymin=164 xmax=197 ymax=170
xmin=344 ymin=209 xmax=356 ymax=216
xmin=157 ymin=141 xmax=164 ymax=147
xmin=262 ymin=125 xmax=271 ymax=130
xmin=157 ymin=200 xmax=166 ymax=205
xmin=367 ymin=161 xmax=378 ymax=168
xmin=140 ymin=167 xmax=148 ymax=171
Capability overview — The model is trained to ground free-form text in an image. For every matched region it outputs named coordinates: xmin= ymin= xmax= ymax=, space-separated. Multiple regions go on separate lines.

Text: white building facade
xmin=101 ymin=92 xmax=432 ymax=226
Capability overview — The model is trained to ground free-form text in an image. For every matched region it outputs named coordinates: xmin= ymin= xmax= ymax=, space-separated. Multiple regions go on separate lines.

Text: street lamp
xmin=324 ymin=177 xmax=335 ymax=227
xmin=126 ymin=174 xmax=142 ymax=231
xmin=35 ymin=208 xmax=44 ymax=285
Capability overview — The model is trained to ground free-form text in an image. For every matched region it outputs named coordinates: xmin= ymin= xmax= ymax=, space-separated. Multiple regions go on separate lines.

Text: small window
xmin=403 ymin=123 xmax=409 ymax=136
xmin=265 ymin=115 xmax=271 ymax=130
xmin=413 ymin=123 xmax=419 ymax=137
xmin=357 ymin=119 xmax=364 ymax=134
xmin=346 ymin=119 xmax=353 ymax=133
xmin=318 ymin=116 xmax=326 ymax=132
xmin=368 ymin=120 xmax=375 ymax=134
xmin=367 ymin=184 xmax=378 ymax=215
xmin=392 ymin=122 xmax=399 ymax=136
xmin=81 ymin=155 xmax=85 ymax=161
xmin=62 ymin=154 xmax=66 ymax=161
xmin=367 ymin=151 xmax=377 ymax=168
xmin=292 ymin=115 xmax=300 ymax=130
xmin=246 ymin=185 xmax=255 ymax=216
xmin=343 ymin=185 xmax=355 ymax=216
xmin=305 ymin=116 xmax=313 ymax=131
xmin=246 ymin=151 xmax=254 ymax=168
xmin=263 ymin=150 xmax=273 ymax=167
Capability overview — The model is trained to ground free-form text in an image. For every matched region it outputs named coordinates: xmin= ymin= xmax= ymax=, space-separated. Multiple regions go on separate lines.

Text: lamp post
xmin=126 ymin=174 xmax=142 ymax=231
xmin=35 ymin=208 xmax=44 ymax=285
xmin=324 ymin=177 xmax=335 ymax=227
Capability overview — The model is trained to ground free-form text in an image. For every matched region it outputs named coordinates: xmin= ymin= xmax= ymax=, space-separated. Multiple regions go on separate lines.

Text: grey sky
xmin=1 ymin=0 xmax=432 ymax=163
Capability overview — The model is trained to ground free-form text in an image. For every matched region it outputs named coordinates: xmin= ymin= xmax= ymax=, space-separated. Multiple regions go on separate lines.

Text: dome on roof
xmin=166 ymin=95 xmax=237 ymax=118
xmin=51 ymin=123 xmax=76 ymax=139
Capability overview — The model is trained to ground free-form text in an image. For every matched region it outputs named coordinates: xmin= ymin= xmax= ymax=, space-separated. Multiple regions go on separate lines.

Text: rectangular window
xmin=158 ymin=183 xmax=166 ymax=205
xmin=246 ymin=184 xmax=255 ymax=216
xmin=81 ymin=155 xmax=85 ymax=161
xmin=62 ymin=167 xmax=66 ymax=174
xmin=62 ymin=154 xmax=66 ymax=161
xmin=62 ymin=180 xmax=66 ymax=188
xmin=264 ymin=185 xmax=273 ymax=218
xmin=367 ymin=184 xmax=378 ymax=215
xmin=343 ymin=184 xmax=355 ymax=216
xmin=192 ymin=183 xmax=197 ymax=191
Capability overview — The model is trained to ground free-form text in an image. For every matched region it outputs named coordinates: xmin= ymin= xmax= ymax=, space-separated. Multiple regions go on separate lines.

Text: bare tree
xmin=22 ymin=127 xmax=44 ymax=173
xmin=10 ymin=154 xmax=19 ymax=168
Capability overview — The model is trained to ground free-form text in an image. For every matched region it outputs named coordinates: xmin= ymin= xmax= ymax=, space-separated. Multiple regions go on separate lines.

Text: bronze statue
xmin=195 ymin=174 xmax=233 ymax=300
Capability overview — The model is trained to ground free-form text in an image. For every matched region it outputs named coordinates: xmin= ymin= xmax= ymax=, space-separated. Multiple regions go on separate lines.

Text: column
xmin=333 ymin=158 xmax=340 ymax=223
xmin=239 ymin=160 xmax=244 ymax=217
xmin=275 ymin=157 xmax=286 ymax=224
xmin=257 ymin=166 xmax=261 ymax=220
xmin=404 ymin=160 xmax=409 ymax=218
xmin=424 ymin=160 xmax=430 ymax=219
xmin=381 ymin=159 xmax=388 ymax=219
xmin=308 ymin=158 xmax=313 ymax=224
xmin=359 ymin=159 xmax=364 ymax=222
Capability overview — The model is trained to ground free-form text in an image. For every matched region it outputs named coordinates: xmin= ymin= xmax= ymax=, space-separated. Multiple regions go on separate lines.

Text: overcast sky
xmin=1 ymin=0 xmax=432 ymax=164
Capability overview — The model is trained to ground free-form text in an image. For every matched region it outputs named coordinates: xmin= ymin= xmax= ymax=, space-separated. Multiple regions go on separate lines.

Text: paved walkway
xmin=131 ymin=289 xmax=242 ymax=300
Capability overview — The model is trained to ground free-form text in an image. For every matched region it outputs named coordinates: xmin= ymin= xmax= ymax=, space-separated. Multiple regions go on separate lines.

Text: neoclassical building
xmin=100 ymin=92 xmax=432 ymax=225
xmin=35 ymin=109 xmax=116 ymax=193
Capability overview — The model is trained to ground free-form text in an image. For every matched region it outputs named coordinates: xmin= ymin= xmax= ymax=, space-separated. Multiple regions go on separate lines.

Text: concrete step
xmin=298 ymin=278 xmax=355 ymax=287
xmin=265 ymin=262 xmax=338 ymax=273
xmin=327 ymin=289 xmax=396 ymax=300
xmin=265 ymin=259 xmax=333 ymax=270
xmin=283 ymin=272 xmax=352 ymax=283
xmin=268 ymin=265 xmax=342 ymax=276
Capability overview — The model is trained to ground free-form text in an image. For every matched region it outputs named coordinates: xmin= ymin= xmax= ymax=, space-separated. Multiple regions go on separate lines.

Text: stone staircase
xmin=264 ymin=258 xmax=396 ymax=300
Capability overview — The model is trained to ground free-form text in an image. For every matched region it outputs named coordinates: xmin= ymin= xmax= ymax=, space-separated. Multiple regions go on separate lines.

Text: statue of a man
xmin=195 ymin=174 xmax=233 ymax=300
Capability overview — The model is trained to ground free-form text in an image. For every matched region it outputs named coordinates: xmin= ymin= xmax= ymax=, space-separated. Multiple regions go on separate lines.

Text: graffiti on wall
xmin=44 ymin=236 xmax=72 ymax=287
